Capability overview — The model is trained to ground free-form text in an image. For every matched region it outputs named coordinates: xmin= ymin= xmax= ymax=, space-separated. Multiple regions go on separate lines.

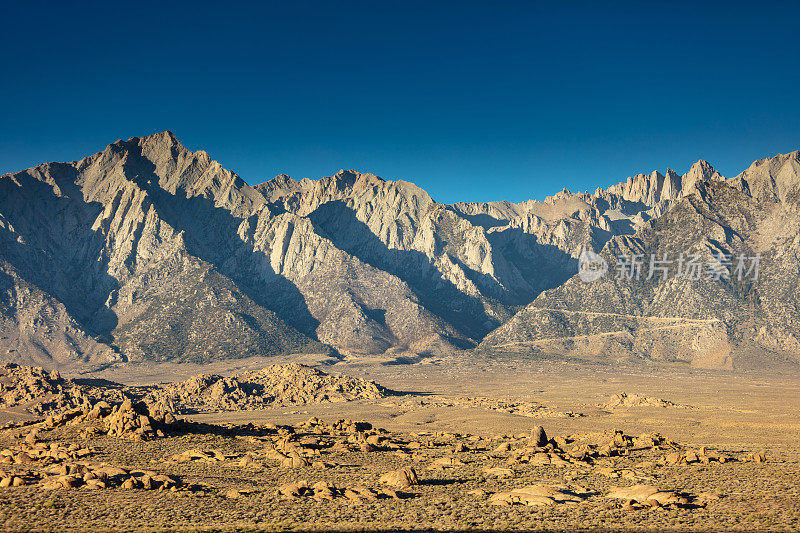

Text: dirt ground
xmin=1 ymin=354 xmax=799 ymax=531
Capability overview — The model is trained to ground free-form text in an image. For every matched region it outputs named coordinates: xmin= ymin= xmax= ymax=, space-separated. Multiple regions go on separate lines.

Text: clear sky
xmin=1 ymin=1 xmax=798 ymax=204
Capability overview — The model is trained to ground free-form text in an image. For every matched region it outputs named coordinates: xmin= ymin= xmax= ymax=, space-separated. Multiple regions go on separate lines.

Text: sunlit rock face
xmin=1 ymin=131 xmax=798 ymax=369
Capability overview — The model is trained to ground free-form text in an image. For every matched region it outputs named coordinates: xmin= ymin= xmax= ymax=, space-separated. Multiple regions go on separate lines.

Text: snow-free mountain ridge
xmin=1 ymin=131 xmax=798 ymax=369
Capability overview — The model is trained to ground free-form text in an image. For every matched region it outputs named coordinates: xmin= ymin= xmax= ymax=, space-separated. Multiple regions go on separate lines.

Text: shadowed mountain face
xmin=1 ymin=131 xmax=798 ymax=369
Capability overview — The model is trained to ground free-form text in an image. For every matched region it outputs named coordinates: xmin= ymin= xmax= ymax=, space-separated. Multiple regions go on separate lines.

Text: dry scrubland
xmin=0 ymin=356 xmax=798 ymax=532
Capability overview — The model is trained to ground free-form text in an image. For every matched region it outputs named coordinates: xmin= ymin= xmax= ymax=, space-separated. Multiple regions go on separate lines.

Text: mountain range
xmin=1 ymin=131 xmax=798 ymax=370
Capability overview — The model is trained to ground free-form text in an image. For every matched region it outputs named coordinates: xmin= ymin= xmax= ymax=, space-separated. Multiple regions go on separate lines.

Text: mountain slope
xmin=479 ymin=164 xmax=800 ymax=369
xmin=0 ymin=133 xmax=321 ymax=365
xmin=1 ymin=132 xmax=797 ymax=369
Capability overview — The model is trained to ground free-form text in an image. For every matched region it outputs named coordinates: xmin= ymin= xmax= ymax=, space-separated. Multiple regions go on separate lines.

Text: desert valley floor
xmin=1 ymin=354 xmax=799 ymax=532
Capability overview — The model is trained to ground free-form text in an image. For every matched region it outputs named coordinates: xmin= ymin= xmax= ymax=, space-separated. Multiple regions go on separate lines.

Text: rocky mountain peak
xmin=595 ymin=160 xmax=727 ymax=209
xmin=2 ymin=135 xmax=799 ymax=370
xmin=682 ymin=159 xmax=723 ymax=190
xmin=102 ymin=130 xmax=187 ymax=161
xmin=272 ymin=173 xmax=294 ymax=185
xmin=602 ymin=169 xmax=670 ymax=206
xmin=729 ymin=150 xmax=800 ymax=204
xmin=325 ymin=169 xmax=386 ymax=191
xmin=138 ymin=129 xmax=182 ymax=148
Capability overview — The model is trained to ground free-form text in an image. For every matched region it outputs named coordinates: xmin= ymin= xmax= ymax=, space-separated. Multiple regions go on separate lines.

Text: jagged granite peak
xmin=0 ymin=132 xmax=318 ymax=367
xmin=256 ymin=168 xmax=427 ymax=218
xmin=1 ymin=134 xmax=799 ymax=370
xmin=685 ymin=159 xmax=723 ymax=183
xmin=728 ymin=150 xmax=800 ymax=204
xmin=449 ymin=159 xmax=729 ymax=295
xmin=76 ymin=130 xmax=269 ymax=217
xmin=599 ymin=161 xmax=724 ymax=207
xmin=0 ymin=133 xmax=483 ymax=364
xmin=480 ymin=171 xmax=800 ymax=369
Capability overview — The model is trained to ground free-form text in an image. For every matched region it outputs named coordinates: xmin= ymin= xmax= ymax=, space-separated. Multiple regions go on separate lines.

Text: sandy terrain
xmin=0 ymin=354 xmax=798 ymax=531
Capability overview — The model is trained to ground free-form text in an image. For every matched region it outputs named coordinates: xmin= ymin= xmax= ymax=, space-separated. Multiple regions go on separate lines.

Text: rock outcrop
xmin=0 ymin=363 xmax=124 ymax=416
xmin=0 ymin=363 xmax=385 ymax=418
xmin=141 ymin=363 xmax=385 ymax=413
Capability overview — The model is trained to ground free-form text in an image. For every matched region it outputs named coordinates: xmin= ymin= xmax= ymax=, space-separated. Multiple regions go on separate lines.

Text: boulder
xmin=379 ymin=467 xmax=418 ymax=488
xmin=277 ymin=480 xmax=309 ymax=499
xmin=532 ymin=426 xmax=548 ymax=447
xmin=606 ymin=484 xmax=688 ymax=506
xmin=483 ymin=466 xmax=514 ymax=478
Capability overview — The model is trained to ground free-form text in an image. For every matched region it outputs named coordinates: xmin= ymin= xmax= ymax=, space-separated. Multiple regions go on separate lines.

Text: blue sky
xmin=1 ymin=1 xmax=798 ymax=204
